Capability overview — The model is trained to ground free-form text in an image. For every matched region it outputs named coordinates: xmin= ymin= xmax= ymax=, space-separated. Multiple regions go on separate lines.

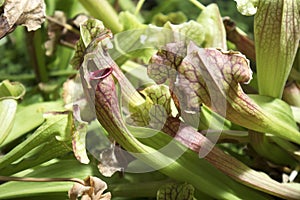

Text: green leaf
xmin=0 ymin=101 xmax=65 ymax=148
xmin=197 ymin=3 xmax=227 ymax=49
xmin=0 ymin=99 xmax=17 ymax=145
xmin=0 ymin=80 xmax=26 ymax=146
xmin=0 ymin=160 xmax=96 ymax=199
xmin=0 ymin=80 xmax=25 ymax=100
xmin=254 ymin=0 xmax=300 ymax=98
xmin=0 ymin=112 xmax=73 ymax=174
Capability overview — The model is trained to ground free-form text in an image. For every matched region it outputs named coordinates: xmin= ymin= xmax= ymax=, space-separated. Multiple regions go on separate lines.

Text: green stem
xmin=134 ymin=0 xmax=145 ymax=16
xmin=0 ymin=114 xmax=70 ymax=171
xmin=1 ymin=139 xmax=71 ymax=176
xmin=27 ymin=30 xmax=48 ymax=83
xmin=78 ymin=0 xmax=122 ymax=33
xmin=189 ymin=0 xmax=205 ymax=10
xmin=0 ymin=176 xmax=84 ymax=185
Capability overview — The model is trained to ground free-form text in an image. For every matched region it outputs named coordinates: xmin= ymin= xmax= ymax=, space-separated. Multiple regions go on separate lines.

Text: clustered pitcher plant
xmin=0 ymin=0 xmax=299 ymax=199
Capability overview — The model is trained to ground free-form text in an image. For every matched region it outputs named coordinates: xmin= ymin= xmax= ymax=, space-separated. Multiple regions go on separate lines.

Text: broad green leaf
xmin=254 ymin=0 xmax=300 ymax=98
xmin=0 ymin=80 xmax=25 ymax=100
xmin=197 ymin=3 xmax=227 ymax=49
xmin=0 ymin=101 xmax=65 ymax=148
xmin=0 ymin=99 xmax=17 ymax=145
xmin=0 ymin=80 xmax=25 ymax=147
xmin=1 ymin=138 xmax=72 ymax=176
xmin=0 ymin=160 xmax=96 ymax=199
xmin=0 ymin=112 xmax=73 ymax=174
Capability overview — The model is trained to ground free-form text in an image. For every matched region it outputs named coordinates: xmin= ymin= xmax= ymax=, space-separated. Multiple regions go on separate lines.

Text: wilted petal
xmin=68 ymin=176 xmax=111 ymax=200
xmin=72 ymin=104 xmax=90 ymax=164
xmin=68 ymin=182 xmax=91 ymax=200
xmin=0 ymin=0 xmax=45 ymax=38
xmin=98 ymin=144 xmax=134 ymax=177
xmin=44 ymin=11 xmax=66 ymax=56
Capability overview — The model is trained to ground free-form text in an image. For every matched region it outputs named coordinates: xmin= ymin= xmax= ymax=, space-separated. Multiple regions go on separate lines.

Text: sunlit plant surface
xmin=0 ymin=0 xmax=300 ymax=199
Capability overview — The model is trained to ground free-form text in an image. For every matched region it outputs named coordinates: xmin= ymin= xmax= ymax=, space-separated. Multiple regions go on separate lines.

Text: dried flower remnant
xmin=68 ymin=176 xmax=111 ymax=200
xmin=0 ymin=0 xmax=46 ymax=39
xmin=97 ymin=144 xmax=135 ymax=177
xmin=44 ymin=11 xmax=66 ymax=56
